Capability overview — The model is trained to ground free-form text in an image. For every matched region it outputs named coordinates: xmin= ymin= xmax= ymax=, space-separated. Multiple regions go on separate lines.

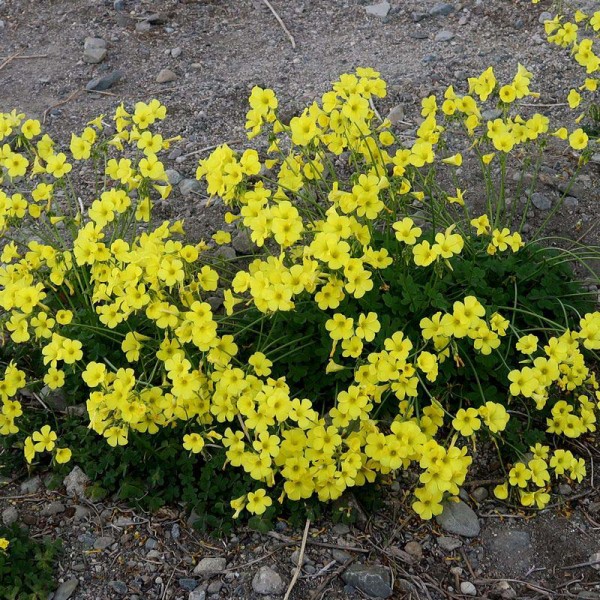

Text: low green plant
xmin=0 ymin=524 xmax=62 ymax=600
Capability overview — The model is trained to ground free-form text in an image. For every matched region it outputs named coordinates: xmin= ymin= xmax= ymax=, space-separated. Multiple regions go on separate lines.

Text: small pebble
xmin=109 ymin=580 xmax=128 ymax=595
xmin=435 ymin=30 xmax=454 ymax=42
xmin=461 ymin=581 xmax=477 ymax=595
xmin=404 ymin=541 xmax=423 ymax=560
xmin=179 ymin=578 xmax=199 ymax=591
xmin=156 ymin=68 xmax=178 ymax=83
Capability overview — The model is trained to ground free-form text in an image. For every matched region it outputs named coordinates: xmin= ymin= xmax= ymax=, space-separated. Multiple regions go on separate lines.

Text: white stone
xmin=460 ymin=581 xmax=477 ymax=595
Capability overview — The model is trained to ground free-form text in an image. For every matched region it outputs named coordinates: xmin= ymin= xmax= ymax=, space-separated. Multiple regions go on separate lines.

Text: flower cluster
xmin=0 ymin=58 xmax=599 ymax=523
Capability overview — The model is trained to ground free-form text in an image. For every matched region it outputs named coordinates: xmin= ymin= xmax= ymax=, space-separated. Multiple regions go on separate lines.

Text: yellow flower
xmin=183 ymin=433 xmax=205 ymax=453
xmin=508 ymin=462 xmax=531 ymax=488
xmin=412 ymin=486 xmax=443 ymax=520
xmin=567 ymin=89 xmax=582 ymax=109
xmin=82 ymin=362 xmax=107 ymax=387
xmin=212 ymin=230 xmax=232 ymax=245
xmin=56 ymin=310 xmax=73 ymax=325
xmin=447 ymin=188 xmax=465 ymax=206
xmin=46 ymin=152 xmax=72 ymax=178
xmin=70 ymin=134 xmax=92 ymax=160
xmin=493 ymin=483 xmax=509 ymax=499
xmin=393 ymin=217 xmax=422 ymax=245
xmin=325 ymin=313 xmax=354 ymax=341
xmin=55 ymin=447 xmax=72 ymax=464
xmin=44 ymin=367 xmax=65 ymax=390
xmin=452 ymin=408 xmax=481 ymax=436
xmin=246 ymin=488 xmax=272 ymax=515
xmin=21 ymin=119 xmax=41 ymax=139
xmin=248 ymin=352 xmax=273 ymax=377
xmin=413 ymin=240 xmax=438 ymax=267
xmin=499 ymin=85 xmax=516 ymax=103
xmin=569 ymin=128 xmax=588 ymax=150
xmin=24 ymin=436 xmax=36 ymax=464
xmin=442 ymin=153 xmax=462 ymax=167
xmin=516 ymin=334 xmax=538 ymax=355
xmin=32 ymin=424 xmax=57 ymax=452
xmin=470 ymin=214 xmax=490 ymax=235
xmin=0 ymin=538 xmax=9 ymax=551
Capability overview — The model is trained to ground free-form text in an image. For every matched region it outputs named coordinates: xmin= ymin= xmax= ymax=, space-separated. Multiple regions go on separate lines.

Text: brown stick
xmin=43 ymin=89 xmax=82 ymax=123
xmin=0 ymin=51 xmax=23 ymax=72
xmin=84 ymin=89 xmax=117 ymax=97
xmin=0 ymin=54 xmax=48 ymax=61
xmin=309 ymin=557 xmax=354 ymax=600
xmin=283 ymin=518 xmax=311 ymax=600
xmin=261 ymin=0 xmax=296 ymax=49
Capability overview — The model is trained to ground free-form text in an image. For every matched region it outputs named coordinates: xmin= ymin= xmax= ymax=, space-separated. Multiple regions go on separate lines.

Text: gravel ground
xmin=2 ymin=455 xmax=600 ymax=600
xmin=1 ymin=0 xmax=600 ymax=599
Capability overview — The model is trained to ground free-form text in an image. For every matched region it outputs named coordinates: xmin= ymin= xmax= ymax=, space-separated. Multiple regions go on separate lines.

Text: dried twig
xmin=261 ymin=0 xmax=296 ymax=49
xmin=283 ymin=518 xmax=311 ymax=600
xmin=560 ymin=558 xmax=600 ymax=571
xmin=309 ymin=557 xmax=354 ymax=600
xmin=474 ymin=577 xmax=555 ymax=596
xmin=0 ymin=54 xmax=48 ymax=61
xmin=305 ymin=559 xmax=336 ymax=579
xmin=43 ymin=89 xmax=82 ymax=124
xmin=268 ymin=531 xmax=370 ymax=553
xmin=84 ymin=89 xmax=117 ymax=97
xmin=369 ymin=97 xmax=382 ymax=123
xmin=161 ymin=560 xmax=183 ymax=600
xmin=0 ymin=51 xmax=23 ymax=72
xmin=520 ymin=101 xmax=569 ymax=107
xmin=460 ymin=548 xmax=477 ymax=581
xmin=223 ymin=545 xmax=290 ymax=572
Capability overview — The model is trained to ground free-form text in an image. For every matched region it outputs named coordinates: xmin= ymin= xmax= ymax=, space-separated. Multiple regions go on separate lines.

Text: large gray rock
xmin=53 ymin=578 xmax=79 ymax=600
xmin=435 ymin=500 xmax=480 ymax=537
xmin=252 ymin=566 xmax=286 ymax=595
xmin=365 ymin=1 xmax=390 ymax=17
xmin=232 ymin=230 xmax=257 ymax=255
xmin=2 ymin=506 xmax=18 ymax=525
xmin=40 ymin=501 xmax=65 ymax=517
xmin=179 ymin=179 xmax=201 ymax=196
xmin=193 ymin=557 xmax=227 ymax=576
xmin=166 ymin=169 xmax=183 ymax=186
xmin=94 ymin=536 xmax=115 ymax=550
xmin=64 ymin=466 xmax=90 ymax=498
xmin=342 ymin=564 xmax=393 ymax=598
xmin=430 ymin=2 xmax=455 ymax=16
xmin=20 ymin=476 xmax=42 ymax=494
xmin=531 ymin=192 xmax=552 ymax=211
xmin=86 ymin=70 xmax=122 ymax=91
xmin=83 ymin=37 xmax=107 ymax=63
